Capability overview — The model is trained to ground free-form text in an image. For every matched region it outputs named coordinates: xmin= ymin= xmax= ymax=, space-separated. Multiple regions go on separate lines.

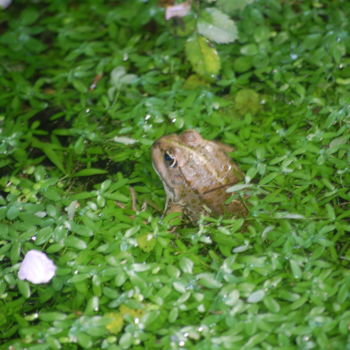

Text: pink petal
xmin=165 ymin=2 xmax=191 ymax=20
xmin=0 ymin=0 xmax=12 ymax=8
xmin=18 ymin=250 xmax=56 ymax=284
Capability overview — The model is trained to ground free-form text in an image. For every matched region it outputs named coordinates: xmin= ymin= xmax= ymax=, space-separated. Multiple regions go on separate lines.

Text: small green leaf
xmin=110 ymin=66 xmax=138 ymax=89
xmin=226 ymin=184 xmax=252 ymax=193
xmin=43 ymin=187 xmax=61 ymax=201
xmin=337 ymin=283 xmax=349 ymax=304
xmin=197 ymin=273 xmax=223 ymax=289
xmin=329 ymin=135 xmax=349 ymax=149
xmin=179 ymin=257 xmax=194 ymax=274
xmin=68 ymin=274 xmax=90 ymax=283
xmin=168 ymin=307 xmax=178 ymax=323
xmin=17 ymin=280 xmax=31 ymax=298
xmin=76 ymin=332 xmax=93 ymax=348
xmin=259 ymin=172 xmax=279 ymax=185
xmin=263 ymin=296 xmax=280 ymax=313
xmin=10 ymin=241 xmax=21 ymax=264
xmin=240 ymin=43 xmax=258 ymax=56
xmin=185 ymin=34 xmax=221 ymax=81
xmin=65 ymin=236 xmax=87 ymax=250
xmin=74 ymin=168 xmax=108 ymax=176
xmin=290 ymin=259 xmax=302 ymax=279
xmin=100 ymin=179 xmax=112 ymax=192
xmin=290 ymin=296 xmax=308 ymax=310
xmin=7 ymin=205 xmax=20 ymax=220
xmin=72 ymin=79 xmax=88 ymax=93
xmin=74 ymin=137 xmax=85 ymax=155
xmin=35 ymin=227 xmax=53 ymax=245
xmin=85 ymin=296 xmax=99 ymax=314
xmin=173 ymin=281 xmax=187 ymax=294
xmin=222 ymin=290 xmax=240 ymax=306
xmin=20 ymin=8 xmax=40 ymax=25
xmin=217 ymin=0 xmax=250 ymax=13
xmin=247 ymin=289 xmax=265 ymax=303
xmin=39 ymin=312 xmax=67 ymax=322
xmin=234 ymin=56 xmax=252 ymax=72
xmin=115 ymin=271 xmax=127 ymax=287
xmin=31 ymin=138 xmax=65 ymax=173
xmin=245 ymin=333 xmax=268 ymax=347
xmin=71 ymin=223 xmax=93 ymax=237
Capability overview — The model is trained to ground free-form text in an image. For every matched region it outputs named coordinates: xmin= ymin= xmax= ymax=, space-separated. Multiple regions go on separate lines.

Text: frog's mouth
xmin=202 ymin=182 xmax=238 ymax=195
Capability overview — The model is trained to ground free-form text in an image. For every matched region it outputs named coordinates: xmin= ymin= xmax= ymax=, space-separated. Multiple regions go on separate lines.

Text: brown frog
xmin=152 ymin=130 xmax=247 ymax=222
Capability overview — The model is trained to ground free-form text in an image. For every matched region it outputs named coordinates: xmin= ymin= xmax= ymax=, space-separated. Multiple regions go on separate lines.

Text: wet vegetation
xmin=0 ymin=0 xmax=349 ymax=348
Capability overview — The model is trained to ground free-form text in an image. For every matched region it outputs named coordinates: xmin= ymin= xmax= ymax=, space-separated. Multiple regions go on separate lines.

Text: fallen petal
xmin=0 ymin=0 xmax=12 ymax=9
xmin=165 ymin=2 xmax=191 ymax=20
xmin=18 ymin=250 xmax=56 ymax=284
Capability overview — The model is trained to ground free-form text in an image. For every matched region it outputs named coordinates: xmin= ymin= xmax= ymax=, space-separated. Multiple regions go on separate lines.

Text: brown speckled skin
xmin=152 ymin=130 xmax=247 ymax=221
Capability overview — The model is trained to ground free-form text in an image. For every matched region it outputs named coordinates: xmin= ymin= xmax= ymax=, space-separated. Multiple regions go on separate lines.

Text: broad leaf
xmin=197 ymin=8 xmax=238 ymax=44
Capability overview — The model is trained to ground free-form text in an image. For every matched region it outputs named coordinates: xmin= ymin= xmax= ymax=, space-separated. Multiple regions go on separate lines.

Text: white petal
xmin=165 ymin=2 xmax=190 ymax=20
xmin=0 ymin=0 xmax=12 ymax=9
xmin=18 ymin=250 xmax=56 ymax=284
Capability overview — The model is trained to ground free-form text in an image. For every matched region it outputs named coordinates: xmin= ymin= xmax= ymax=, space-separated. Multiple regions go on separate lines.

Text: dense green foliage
xmin=1 ymin=0 xmax=349 ymax=349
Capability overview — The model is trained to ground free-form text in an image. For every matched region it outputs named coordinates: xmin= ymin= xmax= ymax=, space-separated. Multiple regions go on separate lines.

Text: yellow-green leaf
xmin=137 ymin=233 xmax=156 ymax=252
xmin=185 ymin=35 xmax=220 ymax=81
xmin=105 ymin=312 xmax=124 ymax=334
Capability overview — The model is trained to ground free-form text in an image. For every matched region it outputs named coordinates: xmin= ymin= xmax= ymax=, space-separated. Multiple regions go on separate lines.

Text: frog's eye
xmin=164 ymin=152 xmax=177 ymax=168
